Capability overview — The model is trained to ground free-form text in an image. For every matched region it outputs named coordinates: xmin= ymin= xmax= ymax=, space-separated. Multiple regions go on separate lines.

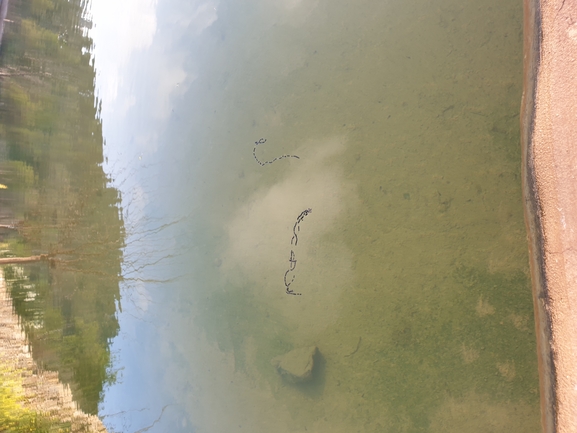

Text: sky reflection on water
xmin=89 ymin=0 xmax=539 ymax=432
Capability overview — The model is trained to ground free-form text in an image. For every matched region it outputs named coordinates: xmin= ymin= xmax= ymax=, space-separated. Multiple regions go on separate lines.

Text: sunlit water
xmin=92 ymin=0 xmax=537 ymax=431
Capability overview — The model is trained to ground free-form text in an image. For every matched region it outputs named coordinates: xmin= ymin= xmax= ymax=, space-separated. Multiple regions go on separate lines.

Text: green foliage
xmin=0 ymin=0 xmax=125 ymax=416
xmin=3 ymin=160 xmax=36 ymax=189
xmin=20 ymin=19 xmax=59 ymax=56
xmin=30 ymin=0 xmax=56 ymax=20
xmin=3 ymin=83 xmax=40 ymax=128
xmin=0 ymin=363 xmax=72 ymax=433
xmin=4 ymin=246 xmax=120 ymax=415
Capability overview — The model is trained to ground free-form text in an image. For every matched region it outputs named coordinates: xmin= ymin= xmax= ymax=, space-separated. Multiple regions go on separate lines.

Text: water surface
xmin=1 ymin=0 xmax=540 ymax=431
xmin=93 ymin=0 xmax=539 ymax=431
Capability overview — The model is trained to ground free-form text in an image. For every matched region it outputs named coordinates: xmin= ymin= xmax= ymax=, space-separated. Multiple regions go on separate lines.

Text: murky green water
xmin=1 ymin=0 xmax=540 ymax=431
xmin=131 ymin=0 xmax=538 ymax=431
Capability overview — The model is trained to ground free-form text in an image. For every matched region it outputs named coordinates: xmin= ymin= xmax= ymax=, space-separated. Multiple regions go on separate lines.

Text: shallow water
xmin=91 ymin=0 xmax=540 ymax=431
xmin=1 ymin=0 xmax=540 ymax=431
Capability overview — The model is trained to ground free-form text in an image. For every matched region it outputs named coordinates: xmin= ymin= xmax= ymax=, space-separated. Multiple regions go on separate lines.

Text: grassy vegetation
xmin=0 ymin=363 xmax=71 ymax=433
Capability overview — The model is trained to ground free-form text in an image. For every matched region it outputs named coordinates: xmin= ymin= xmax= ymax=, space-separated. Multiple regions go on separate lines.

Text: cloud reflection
xmin=90 ymin=0 xmax=158 ymax=107
xmin=223 ymin=136 xmax=358 ymax=336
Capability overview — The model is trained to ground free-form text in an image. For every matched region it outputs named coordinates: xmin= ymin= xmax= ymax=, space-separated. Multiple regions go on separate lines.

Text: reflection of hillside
xmin=0 ymin=0 xmax=124 ymax=416
xmin=0 ymin=269 xmax=108 ymax=432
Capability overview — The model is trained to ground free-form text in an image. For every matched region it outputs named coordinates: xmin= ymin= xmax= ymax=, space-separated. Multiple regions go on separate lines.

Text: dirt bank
xmin=522 ymin=0 xmax=577 ymax=432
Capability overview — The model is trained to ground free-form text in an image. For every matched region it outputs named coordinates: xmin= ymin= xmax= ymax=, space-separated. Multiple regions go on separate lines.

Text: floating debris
xmin=284 ymin=208 xmax=312 ymax=296
xmin=252 ymin=138 xmax=299 ymax=166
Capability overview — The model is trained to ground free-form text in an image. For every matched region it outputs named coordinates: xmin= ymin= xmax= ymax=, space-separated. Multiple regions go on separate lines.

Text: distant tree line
xmin=0 ymin=0 xmax=124 ymax=415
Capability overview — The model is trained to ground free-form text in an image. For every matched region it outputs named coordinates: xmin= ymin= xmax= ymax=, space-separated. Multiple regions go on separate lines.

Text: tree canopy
xmin=1 ymin=0 xmax=124 ymax=415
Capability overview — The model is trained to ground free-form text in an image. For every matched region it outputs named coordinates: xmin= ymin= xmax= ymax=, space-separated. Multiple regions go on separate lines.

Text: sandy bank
xmin=522 ymin=0 xmax=577 ymax=432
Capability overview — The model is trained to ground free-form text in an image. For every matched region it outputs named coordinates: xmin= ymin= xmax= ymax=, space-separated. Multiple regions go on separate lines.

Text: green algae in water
xmin=134 ymin=0 xmax=541 ymax=430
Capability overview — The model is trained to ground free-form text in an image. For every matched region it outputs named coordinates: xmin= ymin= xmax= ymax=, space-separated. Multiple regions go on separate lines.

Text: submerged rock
xmin=272 ymin=346 xmax=318 ymax=383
